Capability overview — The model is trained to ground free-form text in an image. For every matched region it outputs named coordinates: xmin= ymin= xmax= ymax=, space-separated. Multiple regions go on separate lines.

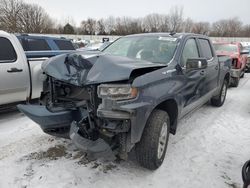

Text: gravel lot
xmin=1 ymin=75 xmax=250 ymax=188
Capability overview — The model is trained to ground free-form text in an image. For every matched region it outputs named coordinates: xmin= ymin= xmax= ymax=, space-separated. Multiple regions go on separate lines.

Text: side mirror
xmin=186 ymin=58 xmax=208 ymax=70
xmin=240 ymin=50 xmax=249 ymax=55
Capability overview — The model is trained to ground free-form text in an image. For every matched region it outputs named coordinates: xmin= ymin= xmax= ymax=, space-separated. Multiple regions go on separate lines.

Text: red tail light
xmin=232 ymin=58 xmax=238 ymax=69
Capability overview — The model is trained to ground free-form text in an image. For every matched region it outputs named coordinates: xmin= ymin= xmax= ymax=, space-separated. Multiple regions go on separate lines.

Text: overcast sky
xmin=23 ymin=0 xmax=250 ymax=26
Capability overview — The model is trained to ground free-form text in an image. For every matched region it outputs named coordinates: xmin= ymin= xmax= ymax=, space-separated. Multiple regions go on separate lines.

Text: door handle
xmin=215 ymin=65 xmax=219 ymax=70
xmin=7 ymin=67 xmax=23 ymax=73
xmin=200 ymin=70 xmax=205 ymax=76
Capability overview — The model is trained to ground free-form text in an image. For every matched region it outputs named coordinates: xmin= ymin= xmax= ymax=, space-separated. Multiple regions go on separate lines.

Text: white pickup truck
xmin=0 ymin=31 xmax=72 ymax=109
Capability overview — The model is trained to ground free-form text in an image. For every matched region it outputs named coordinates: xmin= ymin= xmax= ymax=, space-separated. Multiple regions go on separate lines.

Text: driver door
xmin=179 ymin=38 xmax=207 ymax=116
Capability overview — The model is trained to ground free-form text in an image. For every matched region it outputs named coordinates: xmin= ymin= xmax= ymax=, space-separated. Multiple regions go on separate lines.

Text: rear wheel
xmin=211 ymin=79 xmax=228 ymax=107
xmin=135 ymin=109 xmax=170 ymax=170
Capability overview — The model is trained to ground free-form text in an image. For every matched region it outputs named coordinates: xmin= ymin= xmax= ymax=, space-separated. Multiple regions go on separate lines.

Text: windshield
xmin=103 ymin=36 xmax=179 ymax=64
xmin=213 ymin=44 xmax=238 ymax=53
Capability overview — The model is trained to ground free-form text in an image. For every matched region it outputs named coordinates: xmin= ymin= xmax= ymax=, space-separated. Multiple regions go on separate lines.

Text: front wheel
xmin=211 ymin=79 xmax=228 ymax=107
xmin=135 ymin=109 xmax=170 ymax=170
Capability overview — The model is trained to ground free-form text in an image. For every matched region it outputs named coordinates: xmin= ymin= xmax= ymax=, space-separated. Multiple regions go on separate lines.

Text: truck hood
xmin=42 ymin=51 xmax=166 ymax=86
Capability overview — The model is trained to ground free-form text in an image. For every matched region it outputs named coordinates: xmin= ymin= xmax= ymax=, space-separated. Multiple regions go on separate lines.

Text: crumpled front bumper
xmin=17 ymin=104 xmax=114 ymax=156
xmin=17 ymin=104 xmax=74 ymax=138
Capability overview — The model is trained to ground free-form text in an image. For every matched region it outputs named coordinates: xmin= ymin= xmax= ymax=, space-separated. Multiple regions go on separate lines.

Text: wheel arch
xmin=224 ymin=72 xmax=230 ymax=85
xmin=154 ymin=99 xmax=179 ymax=135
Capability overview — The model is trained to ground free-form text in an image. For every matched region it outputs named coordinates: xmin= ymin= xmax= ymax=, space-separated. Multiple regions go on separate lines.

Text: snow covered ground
xmin=1 ymin=75 xmax=250 ymax=188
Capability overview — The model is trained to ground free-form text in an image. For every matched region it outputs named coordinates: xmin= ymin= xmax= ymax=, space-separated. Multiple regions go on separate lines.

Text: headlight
xmin=98 ymin=84 xmax=138 ymax=100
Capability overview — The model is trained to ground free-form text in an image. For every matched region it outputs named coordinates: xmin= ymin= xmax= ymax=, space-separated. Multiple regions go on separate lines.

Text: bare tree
xmin=1 ymin=0 xmax=250 ymax=37
xmin=0 ymin=0 xmax=54 ymax=33
xmin=242 ymin=25 xmax=250 ymax=37
xmin=169 ymin=6 xmax=183 ymax=32
xmin=142 ymin=14 xmax=169 ymax=32
xmin=182 ymin=18 xmax=194 ymax=33
xmin=192 ymin=22 xmax=210 ymax=34
xmin=19 ymin=3 xmax=54 ymax=33
xmin=0 ymin=0 xmax=24 ymax=32
xmin=80 ymin=18 xmax=96 ymax=35
xmin=227 ymin=18 xmax=242 ymax=37
xmin=104 ymin=16 xmax=116 ymax=34
xmin=211 ymin=17 xmax=242 ymax=37
xmin=96 ymin=19 xmax=106 ymax=35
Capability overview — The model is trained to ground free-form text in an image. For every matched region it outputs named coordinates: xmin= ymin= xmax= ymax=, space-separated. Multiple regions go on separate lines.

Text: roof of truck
xmin=124 ymin=32 xmax=209 ymax=39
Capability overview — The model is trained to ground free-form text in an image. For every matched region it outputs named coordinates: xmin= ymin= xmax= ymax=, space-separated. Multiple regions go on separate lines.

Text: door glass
xmin=27 ymin=38 xmax=51 ymax=51
xmin=181 ymin=39 xmax=199 ymax=66
xmin=199 ymin=39 xmax=213 ymax=60
xmin=54 ymin=40 xmax=75 ymax=50
xmin=0 ymin=37 xmax=17 ymax=63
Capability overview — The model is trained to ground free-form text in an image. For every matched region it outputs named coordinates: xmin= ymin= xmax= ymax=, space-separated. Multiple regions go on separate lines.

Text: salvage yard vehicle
xmin=0 ymin=31 xmax=75 ymax=110
xmin=18 ymin=33 xmax=230 ymax=170
xmin=213 ymin=42 xmax=249 ymax=87
xmin=243 ymin=45 xmax=250 ymax=72
xmin=17 ymin=34 xmax=75 ymax=51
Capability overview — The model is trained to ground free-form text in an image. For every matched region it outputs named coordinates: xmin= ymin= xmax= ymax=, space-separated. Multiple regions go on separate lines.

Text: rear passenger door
xmin=197 ymin=38 xmax=219 ymax=93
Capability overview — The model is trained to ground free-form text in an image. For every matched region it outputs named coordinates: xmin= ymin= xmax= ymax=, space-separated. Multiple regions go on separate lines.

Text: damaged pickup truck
xmin=18 ymin=33 xmax=230 ymax=170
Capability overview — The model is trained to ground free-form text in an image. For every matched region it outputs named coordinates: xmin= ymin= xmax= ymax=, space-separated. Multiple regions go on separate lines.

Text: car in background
xmin=213 ymin=42 xmax=248 ymax=87
xmin=78 ymin=41 xmax=112 ymax=51
xmin=17 ymin=34 xmax=75 ymax=51
xmin=243 ymin=45 xmax=250 ymax=72
xmin=0 ymin=31 xmax=75 ymax=110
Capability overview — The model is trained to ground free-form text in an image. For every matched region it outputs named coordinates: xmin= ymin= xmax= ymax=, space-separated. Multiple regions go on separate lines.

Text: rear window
xmin=54 ymin=40 xmax=75 ymax=50
xmin=0 ymin=37 xmax=17 ymax=63
xmin=199 ymin=39 xmax=213 ymax=60
xmin=27 ymin=38 xmax=51 ymax=51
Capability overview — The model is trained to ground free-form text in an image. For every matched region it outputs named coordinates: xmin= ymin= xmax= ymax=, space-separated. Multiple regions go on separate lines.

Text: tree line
xmin=1 ymin=0 xmax=250 ymax=37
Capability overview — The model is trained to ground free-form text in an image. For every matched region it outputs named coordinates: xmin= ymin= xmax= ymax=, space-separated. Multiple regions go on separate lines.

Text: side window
xmin=199 ymin=39 xmax=213 ymax=60
xmin=181 ymin=39 xmax=199 ymax=66
xmin=54 ymin=40 xmax=75 ymax=50
xmin=0 ymin=37 xmax=17 ymax=63
xmin=27 ymin=39 xmax=51 ymax=51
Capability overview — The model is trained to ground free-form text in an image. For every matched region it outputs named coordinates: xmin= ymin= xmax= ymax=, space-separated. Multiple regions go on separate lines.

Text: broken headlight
xmin=97 ymin=84 xmax=138 ymax=100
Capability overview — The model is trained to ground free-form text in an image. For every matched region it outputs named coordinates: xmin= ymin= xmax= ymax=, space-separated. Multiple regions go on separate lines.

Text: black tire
xmin=135 ymin=109 xmax=170 ymax=170
xmin=211 ymin=79 xmax=228 ymax=107
xmin=230 ymin=77 xmax=239 ymax=87
xmin=242 ymin=160 xmax=250 ymax=188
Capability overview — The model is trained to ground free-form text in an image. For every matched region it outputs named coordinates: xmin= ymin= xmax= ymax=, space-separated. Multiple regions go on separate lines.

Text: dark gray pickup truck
xmin=18 ymin=33 xmax=230 ymax=170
